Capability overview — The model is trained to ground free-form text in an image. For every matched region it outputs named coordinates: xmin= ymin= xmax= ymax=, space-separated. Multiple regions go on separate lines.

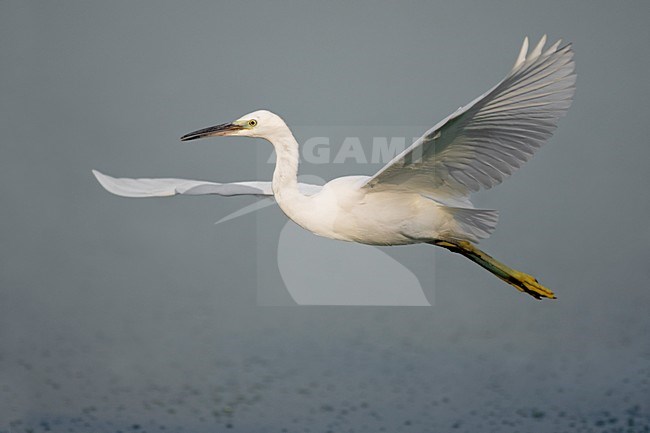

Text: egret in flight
xmin=94 ymin=35 xmax=575 ymax=300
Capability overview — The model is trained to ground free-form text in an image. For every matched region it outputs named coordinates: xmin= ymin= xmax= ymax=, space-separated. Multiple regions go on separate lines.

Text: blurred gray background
xmin=1 ymin=1 xmax=649 ymax=432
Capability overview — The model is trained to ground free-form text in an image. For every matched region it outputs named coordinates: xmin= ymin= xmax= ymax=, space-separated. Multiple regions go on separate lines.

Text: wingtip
xmin=529 ymin=34 xmax=547 ymax=59
xmin=514 ymin=36 xmax=529 ymax=69
xmin=544 ymin=38 xmax=562 ymax=56
xmin=91 ymin=169 xmax=116 ymax=195
xmin=92 ymin=168 xmax=106 ymax=183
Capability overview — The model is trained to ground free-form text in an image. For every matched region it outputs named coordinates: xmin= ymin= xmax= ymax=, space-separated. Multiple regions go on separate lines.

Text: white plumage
xmin=94 ymin=36 xmax=575 ymax=299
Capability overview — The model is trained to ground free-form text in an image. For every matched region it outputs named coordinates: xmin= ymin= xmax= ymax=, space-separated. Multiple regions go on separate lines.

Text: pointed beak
xmin=180 ymin=122 xmax=245 ymax=141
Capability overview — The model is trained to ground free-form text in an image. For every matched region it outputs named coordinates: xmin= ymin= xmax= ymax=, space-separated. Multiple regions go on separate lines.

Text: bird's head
xmin=180 ymin=110 xmax=288 ymax=141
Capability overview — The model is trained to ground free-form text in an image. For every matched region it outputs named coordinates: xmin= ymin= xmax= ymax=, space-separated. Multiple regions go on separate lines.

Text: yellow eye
xmin=248 ymin=119 xmax=258 ymax=127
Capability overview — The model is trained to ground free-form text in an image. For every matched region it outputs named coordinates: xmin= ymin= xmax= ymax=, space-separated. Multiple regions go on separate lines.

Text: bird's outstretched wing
xmin=92 ymin=170 xmax=322 ymax=198
xmin=361 ymin=35 xmax=576 ymax=197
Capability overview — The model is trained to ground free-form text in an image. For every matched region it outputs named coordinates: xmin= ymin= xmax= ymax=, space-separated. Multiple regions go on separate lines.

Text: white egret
xmin=94 ymin=35 xmax=575 ymax=300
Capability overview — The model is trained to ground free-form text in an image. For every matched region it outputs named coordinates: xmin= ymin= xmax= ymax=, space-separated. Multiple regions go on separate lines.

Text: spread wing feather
xmin=93 ymin=170 xmax=322 ymax=198
xmin=362 ymin=36 xmax=576 ymax=197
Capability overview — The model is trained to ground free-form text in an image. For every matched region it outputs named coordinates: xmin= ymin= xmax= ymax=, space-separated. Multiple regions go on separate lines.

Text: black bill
xmin=180 ymin=122 xmax=244 ymax=141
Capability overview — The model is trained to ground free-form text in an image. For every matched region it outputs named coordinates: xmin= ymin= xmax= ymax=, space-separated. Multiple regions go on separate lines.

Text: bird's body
xmin=279 ymin=174 xmax=447 ymax=246
xmin=94 ymin=35 xmax=575 ymax=300
xmin=259 ymin=126 xmax=485 ymax=246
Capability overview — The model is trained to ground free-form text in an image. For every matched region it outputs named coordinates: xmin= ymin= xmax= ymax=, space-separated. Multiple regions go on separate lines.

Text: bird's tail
xmin=430 ymin=239 xmax=556 ymax=300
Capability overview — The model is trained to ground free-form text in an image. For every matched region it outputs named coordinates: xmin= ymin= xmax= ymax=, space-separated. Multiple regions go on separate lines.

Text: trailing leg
xmin=430 ymin=239 xmax=556 ymax=300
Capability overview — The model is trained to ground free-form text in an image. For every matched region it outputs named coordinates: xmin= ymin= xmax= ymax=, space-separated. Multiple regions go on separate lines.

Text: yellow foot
xmin=506 ymin=271 xmax=556 ymax=300
xmin=429 ymin=239 xmax=557 ymax=300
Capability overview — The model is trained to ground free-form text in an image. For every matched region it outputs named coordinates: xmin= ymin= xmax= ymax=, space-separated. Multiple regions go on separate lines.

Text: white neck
xmin=267 ymin=128 xmax=311 ymax=220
